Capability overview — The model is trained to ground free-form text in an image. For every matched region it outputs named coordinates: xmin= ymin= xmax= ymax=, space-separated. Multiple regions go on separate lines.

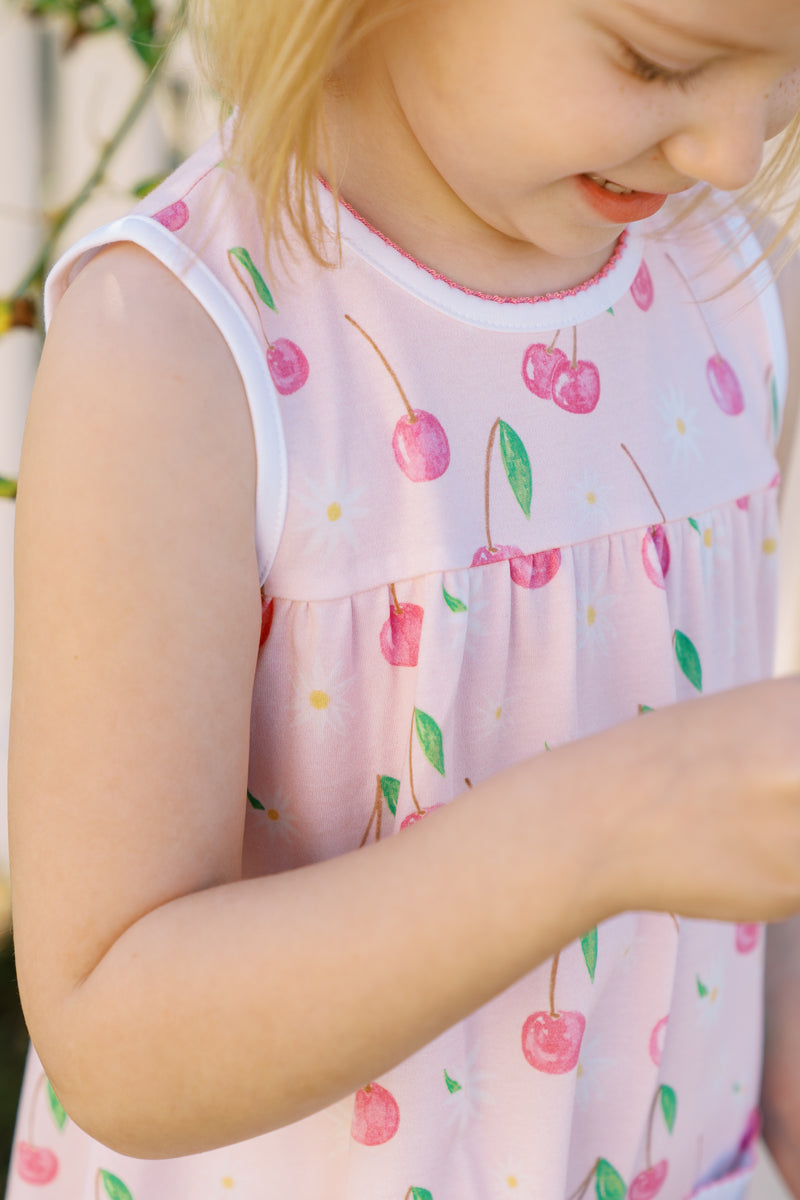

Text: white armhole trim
xmin=44 ymin=214 xmax=287 ymax=588
xmin=719 ymin=209 xmax=789 ymax=421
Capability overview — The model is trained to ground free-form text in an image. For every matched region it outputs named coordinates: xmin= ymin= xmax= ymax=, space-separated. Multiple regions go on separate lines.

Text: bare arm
xmin=10 ymin=245 xmax=800 ymax=1160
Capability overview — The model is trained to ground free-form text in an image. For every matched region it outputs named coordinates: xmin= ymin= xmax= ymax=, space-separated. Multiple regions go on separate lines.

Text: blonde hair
xmin=186 ymin=0 xmax=800 ymax=274
xmin=186 ymin=0 xmax=401 ymax=267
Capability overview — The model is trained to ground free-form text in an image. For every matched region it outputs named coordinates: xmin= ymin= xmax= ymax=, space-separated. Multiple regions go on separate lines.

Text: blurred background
xmin=0 ymin=1 xmax=799 ymax=1195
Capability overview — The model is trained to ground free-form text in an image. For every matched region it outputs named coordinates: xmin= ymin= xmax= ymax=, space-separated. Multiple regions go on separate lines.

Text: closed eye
xmin=620 ymin=43 xmax=704 ymax=90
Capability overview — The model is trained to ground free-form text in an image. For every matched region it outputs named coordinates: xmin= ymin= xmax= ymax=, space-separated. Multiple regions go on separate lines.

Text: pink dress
xmin=6 ymin=124 xmax=787 ymax=1200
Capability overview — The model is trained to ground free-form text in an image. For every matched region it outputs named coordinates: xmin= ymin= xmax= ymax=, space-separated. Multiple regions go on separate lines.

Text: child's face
xmin=356 ymin=0 xmax=800 ymax=274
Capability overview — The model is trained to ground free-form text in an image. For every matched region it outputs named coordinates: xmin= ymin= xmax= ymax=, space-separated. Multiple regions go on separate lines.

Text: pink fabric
xmin=7 ymin=129 xmax=784 ymax=1200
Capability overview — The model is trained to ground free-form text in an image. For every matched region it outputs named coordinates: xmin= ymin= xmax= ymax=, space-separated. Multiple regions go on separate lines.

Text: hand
xmin=592 ymin=675 xmax=800 ymax=923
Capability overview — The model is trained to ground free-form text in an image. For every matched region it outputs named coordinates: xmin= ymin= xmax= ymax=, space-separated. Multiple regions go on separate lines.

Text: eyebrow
xmin=614 ymin=1 xmax=763 ymax=53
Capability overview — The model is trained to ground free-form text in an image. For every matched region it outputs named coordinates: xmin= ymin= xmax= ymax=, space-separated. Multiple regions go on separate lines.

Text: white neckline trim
xmin=317 ymin=183 xmax=645 ymax=332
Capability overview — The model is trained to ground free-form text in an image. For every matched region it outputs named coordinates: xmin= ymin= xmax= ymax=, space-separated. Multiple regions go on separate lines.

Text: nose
xmin=660 ymin=92 xmax=768 ymax=192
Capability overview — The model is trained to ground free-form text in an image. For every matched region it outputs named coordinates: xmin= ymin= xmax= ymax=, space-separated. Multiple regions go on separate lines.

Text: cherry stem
xmin=227 ymin=251 xmax=272 ymax=349
xmin=547 ymin=328 xmax=561 ymax=354
xmin=408 ymin=712 xmax=422 ymax=813
xmin=484 ymin=418 xmax=501 ymax=552
xmin=390 ymin=582 xmax=402 ymax=616
xmin=664 ymin=252 xmax=719 ymax=353
xmin=566 ymin=1158 xmax=600 ymax=1200
xmin=621 ymin=443 xmax=666 ymax=523
xmin=571 ymin=325 xmax=578 ymax=370
xmin=549 ymin=951 xmax=561 ymax=1017
xmin=464 ymin=777 xmax=473 ymax=788
xmin=646 ymin=1084 xmax=660 ymax=1169
xmin=345 ymin=314 xmax=415 ymax=420
xmin=359 ymin=777 xmax=384 ymax=848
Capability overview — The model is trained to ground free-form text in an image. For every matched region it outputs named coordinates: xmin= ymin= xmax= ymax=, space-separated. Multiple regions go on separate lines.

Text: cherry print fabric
xmin=6 ymin=124 xmax=787 ymax=1200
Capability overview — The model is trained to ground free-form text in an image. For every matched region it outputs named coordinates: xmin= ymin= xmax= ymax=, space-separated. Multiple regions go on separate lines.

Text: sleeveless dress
xmin=6 ymin=122 xmax=788 ymax=1200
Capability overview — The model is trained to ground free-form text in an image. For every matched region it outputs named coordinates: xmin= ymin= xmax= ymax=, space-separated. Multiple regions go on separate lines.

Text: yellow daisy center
xmin=327 ymin=502 xmax=342 ymax=522
xmin=676 ymin=417 xmax=686 ymax=435
xmin=507 ymin=1176 xmax=519 ymax=1189
xmin=221 ymin=1177 xmax=235 ymax=1190
xmin=763 ymin=537 xmax=778 ymax=555
xmin=587 ymin=605 xmax=596 ymax=626
xmin=703 ymin=528 xmax=713 ymax=549
xmin=586 ymin=491 xmax=596 ymax=505
xmin=309 ymin=689 xmax=331 ymax=710
xmin=267 ymin=809 xmax=280 ymax=822
xmin=495 ymin=706 xmax=502 ymax=720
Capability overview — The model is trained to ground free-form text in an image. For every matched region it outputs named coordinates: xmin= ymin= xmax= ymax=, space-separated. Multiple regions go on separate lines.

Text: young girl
xmin=7 ymin=0 xmax=800 ymax=1197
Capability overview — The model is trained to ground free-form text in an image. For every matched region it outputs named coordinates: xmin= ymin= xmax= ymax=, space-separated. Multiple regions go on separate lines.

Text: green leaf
xmin=660 ymin=1085 xmax=677 ymax=1134
xmin=688 ymin=517 xmax=701 ymax=534
xmin=228 ymin=247 xmax=277 ymax=311
xmin=771 ymin=373 xmax=780 ymax=444
xmin=638 ymin=704 xmax=654 ymax=715
xmin=380 ymin=776 xmax=400 ymax=816
xmin=247 ymin=789 xmax=265 ymax=811
xmin=100 ymin=1171 xmax=134 ymax=1200
xmin=443 ymin=1069 xmax=462 ymax=1094
xmin=410 ymin=1190 xmax=434 ymax=1200
xmin=0 ymin=477 xmax=17 ymax=499
xmin=696 ymin=975 xmax=709 ymax=998
xmin=595 ymin=1159 xmax=626 ymax=1200
xmin=47 ymin=1080 xmax=67 ymax=1131
xmin=581 ymin=928 xmax=598 ymax=982
xmin=673 ymin=629 xmax=702 ymax=692
xmin=131 ymin=174 xmax=166 ymax=199
xmin=442 ymin=586 xmax=467 ymax=613
xmin=498 ymin=420 xmax=532 ymax=519
xmin=414 ymin=708 xmax=445 ymax=776
xmin=607 ymin=306 xmax=615 ymax=315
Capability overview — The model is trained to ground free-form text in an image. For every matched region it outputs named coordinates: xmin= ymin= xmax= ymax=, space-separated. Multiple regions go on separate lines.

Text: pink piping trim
xmin=321 ymin=179 xmax=629 ymax=305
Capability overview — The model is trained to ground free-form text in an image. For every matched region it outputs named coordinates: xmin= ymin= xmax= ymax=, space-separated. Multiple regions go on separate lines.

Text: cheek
xmin=766 ymin=68 xmax=800 ymax=138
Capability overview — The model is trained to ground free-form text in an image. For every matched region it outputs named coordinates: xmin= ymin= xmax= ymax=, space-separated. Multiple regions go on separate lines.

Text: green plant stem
xmin=10 ymin=22 xmax=176 ymax=301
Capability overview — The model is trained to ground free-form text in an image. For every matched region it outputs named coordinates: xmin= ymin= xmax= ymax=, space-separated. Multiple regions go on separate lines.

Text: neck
xmin=321 ymin=54 xmax=615 ymax=298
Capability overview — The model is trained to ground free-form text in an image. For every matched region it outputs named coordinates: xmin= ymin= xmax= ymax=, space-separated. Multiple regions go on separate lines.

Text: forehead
xmin=608 ymin=0 xmax=800 ymax=49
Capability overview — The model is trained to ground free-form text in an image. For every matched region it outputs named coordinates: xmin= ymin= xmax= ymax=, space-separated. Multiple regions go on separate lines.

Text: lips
xmin=575 ymin=173 xmax=669 ymax=223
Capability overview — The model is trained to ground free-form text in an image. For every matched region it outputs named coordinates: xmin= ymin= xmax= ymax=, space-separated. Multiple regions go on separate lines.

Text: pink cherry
xmin=380 ymin=603 xmax=424 ymax=667
xmin=351 ymin=1083 xmax=400 ymax=1145
xmin=471 ymin=543 xmax=523 ymax=569
xmin=509 ymin=548 xmax=561 ymax=589
xmin=631 ymin=261 xmax=654 ymax=311
xmin=629 ymin=1161 xmax=668 ymax=1200
xmin=522 ymin=344 xmax=569 ymax=399
xmin=16 ymin=1142 xmax=59 ymax=1185
xmin=649 ymin=1015 xmax=669 ymax=1066
xmin=521 ymin=1010 xmax=585 ymax=1074
xmin=739 ymin=1107 xmax=761 ymax=1154
xmin=736 ymin=495 xmax=750 ymax=511
xmin=393 ymin=410 xmax=450 ymax=481
xmin=552 ymin=359 xmax=601 ymax=414
xmin=153 ymin=199 xmax=189 ymax=232
xmin=400 ymin=804 xmax=445 ymax=829
xmin=642 ymin=525 xmax=670 ymax=588
xmin=707 ymin=355 xmax=744 ymax=415
xmin=267 ymin=339 xmax=309 ymax=395
xmin=735 ymin=923 xmax=760 ymax=954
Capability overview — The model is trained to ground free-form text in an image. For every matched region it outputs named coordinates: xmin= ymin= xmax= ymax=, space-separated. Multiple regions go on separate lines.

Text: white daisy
xmin=248 ymin=786 xmax=299 ymax=847
xmin=659 ymin=388 xmax=703 ymax=469
xmin=291 ymin=659 xmax=354 ymax=737
xmin=575 ymin=1032 xmax=615 ymax=1111
xmin=494 ymin=1162 xmax=527 ymax=1197
xmin=576 ymin=580 xmax=616 ymax=657
xmin=476 ymin=691 xmax=519 ymax=741
xmin=442 ymin=1047 xmax=494 ymax=1135
xmin=567 ymin=468 xmax=614 ymax=532
xmin=293 ymin=467 xmax=369 ymax=559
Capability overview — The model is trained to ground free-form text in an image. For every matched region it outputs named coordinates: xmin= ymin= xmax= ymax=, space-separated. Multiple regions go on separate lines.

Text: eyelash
xmin=621 ymin=44 xmax=702 ymax=91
